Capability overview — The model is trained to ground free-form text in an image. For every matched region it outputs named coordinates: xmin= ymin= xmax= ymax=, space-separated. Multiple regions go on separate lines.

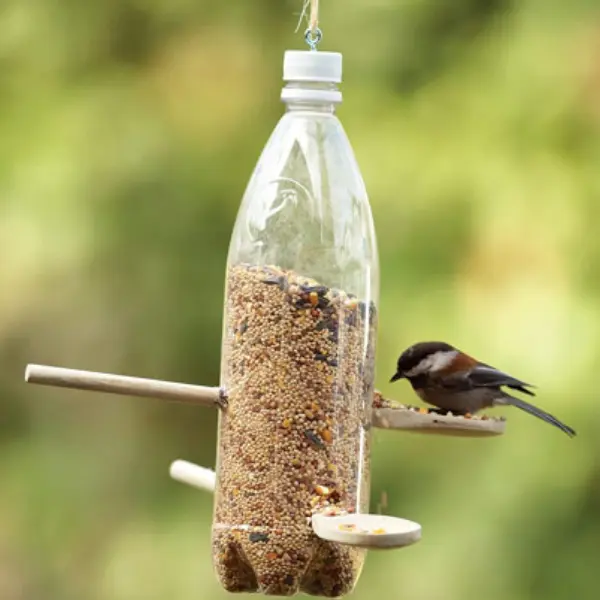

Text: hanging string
xmin=309 ymin=0 xmax=319 ymax=32
xmin=296 ymin=0 xmax=322 ymax=51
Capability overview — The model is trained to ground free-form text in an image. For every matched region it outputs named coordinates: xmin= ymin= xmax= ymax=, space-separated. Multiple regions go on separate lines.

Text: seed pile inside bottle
xmin=212 ymin=264 xmax=377 ymax=597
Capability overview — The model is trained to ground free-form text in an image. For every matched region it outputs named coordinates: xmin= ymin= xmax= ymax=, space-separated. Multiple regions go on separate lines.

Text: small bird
xmin=389 ymin=341 xmax=576 ymax=437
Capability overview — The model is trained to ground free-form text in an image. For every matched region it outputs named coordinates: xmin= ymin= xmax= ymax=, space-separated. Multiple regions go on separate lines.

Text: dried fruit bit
xmin=309 ymin=292 xmax=319 ymax=306
xmin=418 ymin=407 xmax=428 ymax=414
xmin=372 ymin=528 xmax=386 ymax=535
xmin=315 ymin=485 xmax=330 ymax=496
xmin=249 ymin=532 xmax=269 ymax=543
xmin=323 ymin=506 xmax=341 ymax=516
xmin=284 ymin=575 xmax=294 ymax=586
xmin=338 ymin=524 xmax=357 ymax=532
xmin=320 ymin=428 xmax=333 ymax=444
xmin=282 ymin=418 xmax=292 ymax=429
xmin=266 ymin=552 xmax=278 ymax=561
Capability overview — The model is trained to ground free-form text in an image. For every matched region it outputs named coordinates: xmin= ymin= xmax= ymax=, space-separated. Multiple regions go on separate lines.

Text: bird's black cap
xmin=390 ymin=341 xmax=456 ymax=382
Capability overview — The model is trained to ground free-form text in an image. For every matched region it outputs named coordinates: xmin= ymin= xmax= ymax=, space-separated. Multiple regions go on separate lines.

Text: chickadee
xmin=389 ymin=341 xmax=576 ymax=437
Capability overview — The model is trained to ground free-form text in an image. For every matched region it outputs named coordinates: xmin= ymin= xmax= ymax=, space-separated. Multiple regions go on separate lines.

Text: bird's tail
xmin=502 ymin=395 xmax=576 ymax=437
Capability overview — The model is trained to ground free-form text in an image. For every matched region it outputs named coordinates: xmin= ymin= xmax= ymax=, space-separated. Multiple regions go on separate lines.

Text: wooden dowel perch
xmin=170 ymin=460 xmax=216 ymax=493
xmin=24 ymin=364 xmax=228 ymax=409
xmin=24 ymin=364 xmax=505 ymax=437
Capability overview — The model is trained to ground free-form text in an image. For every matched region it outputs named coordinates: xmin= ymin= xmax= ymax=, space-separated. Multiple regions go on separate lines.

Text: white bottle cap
xmin=281 ymin=51 xmax=343 ymax=104
xmin=283 ymin=50 xmax=342 ymax=83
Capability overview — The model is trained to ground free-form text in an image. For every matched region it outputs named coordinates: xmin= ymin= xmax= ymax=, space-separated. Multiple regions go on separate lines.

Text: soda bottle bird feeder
xmin=23 ymin=19 xmax=506 ymax=598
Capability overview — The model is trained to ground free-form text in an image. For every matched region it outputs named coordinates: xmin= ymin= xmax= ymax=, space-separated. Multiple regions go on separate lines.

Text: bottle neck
xmin=281 ymin=81 xmax=341 ymax=113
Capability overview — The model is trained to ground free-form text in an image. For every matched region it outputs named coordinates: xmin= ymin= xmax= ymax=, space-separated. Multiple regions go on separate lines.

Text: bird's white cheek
xmin=430 ymin=350 xmax=459 ymax=371
xmin=405 ymin=350 xmax=459 ymax=377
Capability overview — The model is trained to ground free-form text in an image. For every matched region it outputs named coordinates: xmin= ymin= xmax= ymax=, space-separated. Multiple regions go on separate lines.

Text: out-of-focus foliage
xmin=1 ymin=1 xmax=599 ymax=599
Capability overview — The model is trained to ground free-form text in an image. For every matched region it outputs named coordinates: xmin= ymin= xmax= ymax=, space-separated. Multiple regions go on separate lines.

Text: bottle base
xmin=212 ymin=526 xmax=365 ymax=597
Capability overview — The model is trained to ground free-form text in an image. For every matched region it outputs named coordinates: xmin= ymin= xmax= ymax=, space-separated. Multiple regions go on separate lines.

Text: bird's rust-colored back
xmin=436 ymin=350 xmax=478 ymax=375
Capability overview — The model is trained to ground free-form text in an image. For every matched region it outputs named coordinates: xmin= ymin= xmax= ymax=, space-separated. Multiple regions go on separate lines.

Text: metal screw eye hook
xmin=304 ymin=27 xmax=322 ymax=51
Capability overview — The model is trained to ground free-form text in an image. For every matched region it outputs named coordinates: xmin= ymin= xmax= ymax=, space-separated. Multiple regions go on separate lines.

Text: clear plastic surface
xmin=212 ymin=79 xmax=379 ymax=597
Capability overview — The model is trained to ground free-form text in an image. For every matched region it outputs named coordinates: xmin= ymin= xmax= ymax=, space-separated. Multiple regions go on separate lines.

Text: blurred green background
xmin=2 ymin=0 xmax=600 ymax=599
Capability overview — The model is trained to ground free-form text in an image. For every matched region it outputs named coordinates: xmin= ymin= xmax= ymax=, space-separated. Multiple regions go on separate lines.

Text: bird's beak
xmin=389 ymin=371 xmax=404 ymax=383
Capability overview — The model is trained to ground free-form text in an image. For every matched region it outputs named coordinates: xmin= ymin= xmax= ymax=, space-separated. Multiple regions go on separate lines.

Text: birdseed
xmin=212 ymin=264 xmax=377 ymax=597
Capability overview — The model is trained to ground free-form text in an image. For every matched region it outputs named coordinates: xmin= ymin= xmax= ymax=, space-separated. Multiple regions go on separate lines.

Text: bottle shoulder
xmin=258 ymin=110 xmax=367 ymax=198
xmin=228 ymin=109 xmax=378 ymax=293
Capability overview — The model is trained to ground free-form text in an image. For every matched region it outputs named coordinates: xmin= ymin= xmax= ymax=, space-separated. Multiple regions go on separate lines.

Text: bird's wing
xmin=439 ymin=364 xmax=536 ymax=396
